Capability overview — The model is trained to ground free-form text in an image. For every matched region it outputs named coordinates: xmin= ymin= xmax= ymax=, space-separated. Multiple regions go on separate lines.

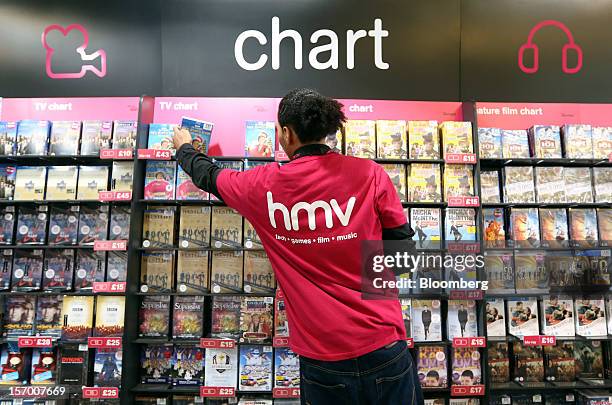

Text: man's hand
xmin=173 ymin=127 xmax=192 ymax=151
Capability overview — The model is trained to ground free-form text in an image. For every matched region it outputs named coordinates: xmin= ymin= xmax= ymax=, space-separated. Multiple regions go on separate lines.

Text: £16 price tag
xmin=200 ymin=387 xmax=235 ymax=397
xmin=200 ymin=338 xmax=236 ymax=349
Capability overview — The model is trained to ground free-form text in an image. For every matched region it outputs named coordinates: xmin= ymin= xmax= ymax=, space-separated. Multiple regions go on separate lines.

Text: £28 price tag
xmin=94 ymin=240 xmax=127 ymax=251
xmin=273 ymin=388 xmax=300 ymax=398
xmin=88 ymin=337 xmax=122 ymax=349
xmin=200 ymin=387 xmax=235 ymax=398
xmin=18 ymin=336 xmax=53 ymax=348
xmin=200 ymin=338 xmax=236 ymax=349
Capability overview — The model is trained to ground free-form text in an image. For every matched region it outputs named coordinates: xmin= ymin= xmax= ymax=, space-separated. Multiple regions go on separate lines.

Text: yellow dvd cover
xmin=344 ymin=120 xmax=376 ymax=158
xmin=407 ymin=164 xmax=442 ymax=202
xmin=376 ymin=120 xmax=407 ymax=159
xmin=443 ymin=164 xmax=474 ymax=200
xmin=408 ymin=121 xmax=440 ymax=159
xmin=440 ymin=121 xmax=473 ymax=156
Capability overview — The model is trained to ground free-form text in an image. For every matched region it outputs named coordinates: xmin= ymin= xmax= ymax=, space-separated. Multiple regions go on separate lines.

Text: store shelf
xmin=133 ymin=338 xmax=274 ymax=346
xmin=1 ymin=244 xmax=95 ymax=249
xmin=140 ymin=199 xmax=223 ymax=206
xmin=0 ymin=154 xmax=130 ymax=165
xmin=135 ymin=291 xmax=273 ymax=297
xmin=482 ymin=202 xmax=609 ymax=208
xmin=402 ymin=202 xmax=447 ymax=208
xmin=490 ymin=379 xmax=612 ymax=391
xmin=137 ymin=247 xmax=264 ymax=252
xmin=131 ymin=384 xmax=273 ymax=395
xmin=0 ymin=199 xmax=130 ymax=205
xmin=480 ymin=158 xmax=612 ymax=168
xmin=485 ymin=288 xmax=612 ymax=298
xmin=373 ymin=158 xmax=445 ymax=164
xmin=0 ymin=291 xmax=126 ymax=296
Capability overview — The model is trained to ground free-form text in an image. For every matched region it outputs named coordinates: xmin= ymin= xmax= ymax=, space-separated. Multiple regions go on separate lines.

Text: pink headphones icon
xmin=518 ymin=20 xmax=583 ymax=74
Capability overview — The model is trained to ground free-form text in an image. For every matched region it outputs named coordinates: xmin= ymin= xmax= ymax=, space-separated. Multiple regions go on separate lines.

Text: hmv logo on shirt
xmin=267 ymin=191 xmax=356 ymax=231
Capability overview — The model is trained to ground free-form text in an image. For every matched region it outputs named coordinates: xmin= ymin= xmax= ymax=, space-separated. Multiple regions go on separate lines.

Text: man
xmin=421 ymin=304 xmax=432 ymax=340
xmin=173 ymin=89 xmax=422 ymax=404
xmin=458 ymin=303 xmax=468 ymax=337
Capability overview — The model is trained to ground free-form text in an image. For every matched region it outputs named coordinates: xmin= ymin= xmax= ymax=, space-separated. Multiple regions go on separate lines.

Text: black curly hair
xmin=277 ymin=88 xmax=346 ymax=144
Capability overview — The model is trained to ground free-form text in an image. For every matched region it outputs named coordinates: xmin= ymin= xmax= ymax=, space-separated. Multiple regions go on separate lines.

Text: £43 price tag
xmin=137 ymin=149 xmax=172 ymax=160
xmin=273 ymin=388 xmax=300 ymax=398
xmin=93 ymin=240 xmax=128 ymax=251
xmin=200 ymin=338 xmax=236 ymax=349
xmin=88 ymin=337 xmax=122 ymax=349
xmin=200 ymin=387 xmax=235 ymax=398
xmin=93 ymin=281 xmax=126 ymax=293
xmin=18 ymin=336 xmax=53 ymax=348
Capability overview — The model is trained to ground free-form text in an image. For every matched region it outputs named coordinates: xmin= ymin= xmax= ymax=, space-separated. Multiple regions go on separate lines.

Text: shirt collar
xmin=291 ymin=143 xmax=331 ymax=160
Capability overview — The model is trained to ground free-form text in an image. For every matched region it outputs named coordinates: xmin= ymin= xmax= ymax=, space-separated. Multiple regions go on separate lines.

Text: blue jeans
xmin=299 ymin=340 xmax=424 ymax=405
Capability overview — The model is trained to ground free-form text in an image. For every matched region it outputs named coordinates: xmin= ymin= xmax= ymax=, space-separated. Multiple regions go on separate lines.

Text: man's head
xmin=277 ymin=88 xmax=346 ymax=159
xmin=426 ymin=370 xmax=439 ymax=386
xmin=460 ymin=369 xmax=474 ymax=385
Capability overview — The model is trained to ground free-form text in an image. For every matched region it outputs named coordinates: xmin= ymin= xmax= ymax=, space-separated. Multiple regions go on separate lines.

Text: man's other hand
xmin=173 ymin=127 xmax=192 ymax=150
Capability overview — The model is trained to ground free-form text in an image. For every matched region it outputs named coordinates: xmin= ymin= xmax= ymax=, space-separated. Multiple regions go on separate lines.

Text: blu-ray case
xmin=144 ymin=160 xmax=176 ymax=200
xmin=0 ymin=206 xmax=15 ymax=244
xmin=148 ymin=123 xmax=175 ymax=155
xmin=182 ymin=117 xmax=213 ymax=154
xmin=34 ymin=295 xmax=63 ymax=338
xmin=45 ymin=166 xmax=78 ymax=200
xmin=535 ymin=166 xmax=566 ymax=203
xmin=504 ymin=166 xmax=535 ymax=203
xmin=245 ymin=121 xmax=275 ymax=158
xmin=14 ymin=166 xmax=47 ymax=201
xmin=486 ymin=299 xmax=507 ymax=337
xmin=239 ymin=345 xmax=273 ymax=392
xmin=74 ymin=250 xmax=106 ymax=291
xmin=0 ymin=165 xmax=16 ymax=200
xmin=76 ymin=166 xmax=109 ymax=200
xmin=530 ymin=125 xmax=562 ymax=158
xmin=376 ymin=120 xmax=407 ymax=159
xmin=48 ymin=205 xmax=79 ymax=245
xmin=592 ymin=126 xmax=612 ymax=159
xmin=78 ymin=205 xmax=109 ymax=245
xmin=344 ymin=120 xmax=376 ymax=158
xmin=381 ymin=163 xmax=406 ymax=201
xmin=478 ymin=127 xmax=502 ymax=159
xmin=441 ymin=121 xmax=473 ymax=156
xmin=541 ymin=296 xmax=575 ymax=337
xmin=111 ymin=120 xmax=137 ymax=150
xmin=410 ymin=208 xmax=441 ymax=249
xmin=16 ymin=205 xmax=47 ymax=244
xmin=49 ymin=121 xmax=81 ymax=156
xmin=563 ymin=124 xmax=593 ymax=159
xmin=15 ymin=120 xmax=50 ymax=155
xmin=502 ymin=129 xmax=530 ymax=158
xmin=176 ymin=166 xmax=209 ymax=200
xmin=407 ymin=163 xmax=442 ymax=202
xmin=42 ymin=249 xmax=74 ymax=292
xmin=0 ymin=122 xmax=17 ymax=155
xmin=539 ymin=208 xmax=569 ymax=248
xmin=80 ymin=120 xmax=113 ymax=155
xmin=408 ymin=120 xmax=440 ymax=159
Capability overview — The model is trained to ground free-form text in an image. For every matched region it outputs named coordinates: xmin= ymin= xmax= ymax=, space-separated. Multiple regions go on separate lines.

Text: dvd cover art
xmin=412 ymin=300 xmax=442 ymax=342
xmin=172 ymin=346 xmax=204 ymax=386
xmin=275 ymin=292 xmax=289 ymax=338
xmin=509 ymin=208 xmax=540 ymax=248
xmin=3 ymin=295 xmax=36 ymax=337
xmin=95 ymin=296 xmax=125 ymax=337
xmin=15 ymin=120 xmax=50 ymax=155
xmin=381 ymin=163 xmax=406 ymax=201
xmin=0 ymin=165 xmax=16 ymax=200
xmin=512 ymin=342 xmax=544 ymax=383
xmin=144 ymin=161 xmax=176 ymax=200
xmin=58 ymin=344 xmax=88 ymax=385
xmin=240 ymin=296 xmax=273 ymax=344
xmin=179 ymin=206 xmax=210 ymax=248
xmin=575 ymin=249 xmax=611 ymax=286
xmin=597 ymin=208 xmax=611 ymax=247
xmin=0 ymin=250 xmax=12 ymax=290
xmin=245 ymin=121 xmax=275 ymax=158
xmin=93 ymin=349 xmax=122 ymax=386
xmin=441 ymin=121 xmax=473 ymax=156
xmin=74 ymin=250 xmax=105 ymax=291
xmin=546 ymin=251 xmax=579 ymax=288
xmin=530 ymin=125 xmax=562 ymax=158
xmin=48 ymin=205 xmax=79 ymax=246
xmin=239 ymin=345 xmax=273 ymax=391
xmin=139 ymin=296 xmax=170 ymax=338
xmin=109 ymin=206 xmax=130 ymax=241
xmin=211 ymin=207 xmax=242 ymax=248
xmin=564 ymin=167 xmax=594 ymax=203
xmin=30 ymin=348 xmax=57 ymax=384
xmin=244 ymin=251 xmax=275 ymax=294
xmin=142 ymin=206 xmax=175 ymax=248
xmin=141 ymin=345 xmax=173 ymax=384
xmin=515 ymin=251 xmax=547 ymax=293
xmin=182 ymin=117 xmax=213 ymax=154
xmin=376 ymin=120 xmax=407 ymax=159
xmin=14 ymin=166 xmax=47 ymax=200
xmin=502 ymin=129 xmax=530 ymax=158
xmin=0 ymin=206 xmax=14 ymax=244
xmin=16 ymin=205 xmax=47 ymax=244
xmin=148 ymin=123 xmax=175 ymax=155
xmin=244 ymin=218 xmax=262 ymax=249
xmin=417 ymin=345 xmax=448 ymax=388
xmin=344 ymin=120 xmax=376 ymax=158
xmin=407 ymin=164 xmax=442 ymax=202
xmin=80 ymin=120 xmax=113 ymax=155
xmin=111 ymin=161 xmax=134 ymax=192
xmin=140 ymin=251 xmax=174 ymax=293
xmin=11 ymin=249 xmax=43 ymax=291
xmin=542 ymin=297 xmax=575 ymax=337
xmin=575 ymin=299 xmax=607 ymax=336
xmin=443 ymin=164 xmax=474 ymax=200
xmin=274 ymin=347 xmax=299 ymax=389
xmin=536 ymin=167 xmax=566 ymax=203
xmin=592 ymin=127 xmax=612 ymax=159
xmin=449 ymin=399 xmax=480 ymax=405
xmin=0 ymin=121 xmax=17 ymax=155
xmin=172 ymin=296 xmax=204 ymax=339
xmin=447 ymin=300 xmax=478 ymax=338
xmin=78 ymin=205 xmax=108 ymax=245
xmin=204 ymin=347 xmax=238 ymax=389
xmin=507 ymin=298 xmax=539 ymax=337
xmin=408 ymin=121 xmax=440 ymax=159
xmin=504 ymin=166 xmax=535 ymax=203
xmin=544 ymin=342 xmax=576 ymax=382
xmin=0 ymin=342 xmax=30 ymax=385
xmin=111 ymin=120 xmax=137 ymax=150
xmin=451 ymin=347 xmax=481 ymax=386
xmin=569 ymin=208 xmax=599 ymax=248
xmin=325 ymin=130 xmax=343 ymax=154
xmin=77 ymin=166 xmax=109 ymax=200
xmin=61 ymin=295 xmax=94 ymax=341
xmin=486 ymin=299 xmax=506 ymax=337
xmin=539 ymin=208 xmax=569 ymax=249
xmin=483 ymin=208 xmax=506 ymax=248
xmin=176 ymin=165 xmax=209 ymax=200
xmin=42 ymin=249 xmax=74 ymax=292
xmin=563 ymin=124 xmax=593 ymax=159
xmin=410 ymin=208 xmax=441 ymax=249
xmin=574 ymin=341 xmax=604 ymax=378
xmin=480 ymin=170 xmax=501 ymax=204
xmin=211 ymin=251 xmax=243 ymax=294
xmin=46 ymin=165 xmax=78 ymax=200
xmin=592 ymin=167 xmax=612 ymax=202
xmin=49 ymin=121 xmax=81 ymax=156
xmin=478 ymin=127 xmax=502 ymax=159
xmin=577 ymin=390 xmax=612 ymax=405
xmin=106 ymin=251 xmax=127 ymax=283
xmin=400 ymin=298 xmax=412 ymax=338
xmin=445 ymin=208 xmax=477 ymax=242
xmin=34 ymin=295 xmax=63 ymax=338
xmin=487 ymin=343 xmax=509 ymax=383
xmin=177 ymin=251 xmax=209 ymax=293
xmin=210 ymin=161 xmax=243 ymax=201
xmin=211 ymin=296 xmax=241 ymax=340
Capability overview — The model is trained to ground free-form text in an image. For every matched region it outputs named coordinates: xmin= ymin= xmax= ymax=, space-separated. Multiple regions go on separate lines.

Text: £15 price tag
xmin=273 ymin=337 xmax=289 ymax=347
xmin=88 ymin=337 xmax=122 ymax=349
xmin=200 ymin=387 xmax=235 ymax=398
xmin=448 ymin=196 xmax=480 ymax=207
xmin=453 ymin=337 xmax=486 ymax=348
xmin=93 ymin=240 xmax=128 ymax=251
xmin=273 ymin=388 xmax=300 ymax=398
xmin=92 ymin=281 xmax=126 ymax=293
xmin=200 ymin=338 xmax=236 ymax=349
xmin=444 ymin=153 xmax=477 ymax=165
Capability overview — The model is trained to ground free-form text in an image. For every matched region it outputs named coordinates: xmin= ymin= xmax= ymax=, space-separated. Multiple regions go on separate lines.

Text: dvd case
xmin=111 ymin=120 xmax=137 ymax=150
xmin=16 ymin=205 xmax=47 ymax=244
xmin=0 ymin=250 xmax=12 ymax=290
xmin=141 ymin=345 xmax=173 ymax=384
xmin=172 ymin=296 xmax=204 ymax=339
xmin=575 ymin=341 xmax=604 ymax=378
xmin=80 ymin=120 xmax=113 ymax=155
xmin=485 ymin=251 xmax=515 ymax=293
xmin=530 ymin=125 xmax=562 ymax=158
xmin=211 ymin=250 xmax=243 ymax=294
xmin=401 ymin=298 xmax=412 ymax=338
xmin=245 ymin=121 xmax=275 ymax=158
xmin=48 ymin=205 xmax=79 ymax=245
xmin=109 ymin=206 xmax=131 ymax=241
xmin=138 ymin=295 xmax=170 ymax=338
xmin=381 ymin=163 xmax=406 ymax=201
xmin=0 ymin=121 xmax=17 ymax=155
xmin=107 ymin=251 xmax=127 ymax=282
xmin=417 ymin=345 xmax=448 ymax=388
xmin=244 ymin=218 xmax=262 ymax=249
xmin=45 ymin=166 xmax=78 ymax=200
xmin=486 ymin=299 xmax=507 ymax=337
xmin=376 ymin=120 xmax=407 ymax=159
xmin=539 ymin=208 xmax=569 ymax=248
xmin=441 ymin=121 xmax=473 ymax=156
xmin=501 ymin=130 xmax=530 ymax=158
xmin=412 ymin=299 xmax=442 ymax=342
xmin=544 ymin=342 xmax=575 ymax=383
xmin=78 ymin=205 xmax=109 ymax=245
xmin=478 ymin=127 xmax=502 ymax=159
xmin=3 ymin=295 xmax=36 ymax=337
xmin=177 ymin=251 xmax=209 ymax=293
xmin=274 ymin=347 xmax=299 ymax=390
xmin=564 ymin=167 xmax=594 ymax=203
xmin=111 ymin=161 xmax=134 ymax=192
xmin=172 ymin=346 xmax=204 ymax=386
xmin=148 ymin=123 xmax=175 ymax=155
xmin=240 ymin=296 xmax=273 ymax=344
xmin=512 ymin=341 xmax=544 ymax=382
xmin=597 ymin=208 xmax=611 ymax=247
xmin=344 ymin=120 xmax=376 ymax=158
xmin=507 ymin=298 xmax=539 ymax=337
xmin=211 ymin=296 xmax=242 ymax=340
xmin=0 ymin=165 xmax=16 ymax=200
xmin=451 ymin=347 xmax=481 ymax=386
xmin=211 ymin=207 xmax=242 ymax=248
xmin=483 ymin=208 xmax=506 ymax=248
xmin=58 ymin=344 xmax=88 ymax=385
xmin=443 ymin=164 xmax=474 ymax=200
xmin=592 ymin=127 xmax=612 ymax=159
xmin=144 ymin=161 xmax=176 ymax=200
xmin=592 ymin=167 xmax=612 ymax=202
xmin=0 ymin=343 xmax=30 ymax=385
xmin=30 ymin=349 xmax=57 ymax=384
xmin=325 ymin=130 xmax=343 ymax=154
xmin=95 ymin=295 xmax=125 ymax=337
xmin=15 ymin=120 xmax=50 ymax=155
xmin=42 ymin=249 xmax=74 ymax=292
xmin=239 ymin=345 xmax=273 ymax=392
xmin=445 ymin=208 xmax=477 ymax=242
xmin=49 ymin=121 xmax=81 ymax=156
xmin=488 ymin=342 xmax=509 ymax=383
xmin=480 ymin=170 xmax=501 ymax=204
xmin=74 ymin=250 xmax=105 ymax=291
xmin=204 ymin=347 xmax=238 ymax=389
xmin=244 ymin=251 xmax=275 ymax=294
xmin=0 ymin=206 xmax=14 ymax=244
xmin=563 ymin=124 xmax=593 ymax=159
xmin=142 ymin=206 xmax=176 ymax=248
xmin=408 ymin=121 xmax=440 ymax=159
xmin=11 ymin=248 xmax=44 ymax=291
xmin=14 ymin=166 xmax=47 ymax=200
xmin=535 ymin=166 xmax=566 ymax=203
xmin=569 ymin=208 xmax=599 ymax=248
xmin=179 ymin=206 xmax=210 ymax=248
xmin=407 ymin=164 xmax=442 ymax=202
xmin=61 ymin=295 xmax=94 ymax=341
xmin=176 ymin=166 xmax=209 ymax=200
xmin=574 ymin=299 xmax=607 ymax=337
xmin=447 ymin=300 xmax=478 ymax=338
xmin=77 ymin=166 xmax=109 ymax=200
xmin=275 ymin=292 xmax=289 ymax=338
xmin=410 ymin=208 xmax=441 ymax=249
xmin=93 ymin=349 xmax=122 ymax=386
xmin=509 ymin=208 xmax=540 ymax=248
xmin=504 ymin=166 xmax=535 ymax=203
xmin=541 ymin=297 xmax=575 ymax=337
xmin=140 ymin=251 xmax=174 ymax=293
xmin=514 ymin=251 xmax=547 ymax=293
xmin=182 ymin=117 xmax=213 ymax=154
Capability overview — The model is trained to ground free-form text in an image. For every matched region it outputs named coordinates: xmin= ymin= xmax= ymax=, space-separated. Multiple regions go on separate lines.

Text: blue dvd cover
xmin=181 ymin=117 xmax=213 ymax=154
xmin=410 ymin=208 xmax=441 ymax=249
xmin=445 ymin=208 xmax=477 ymax=242
xmin=49 ymin=121 xmax=81 ymax=156
xmin=0 ymin=122 xmax=17 ymax=155
xmin=239 ymin=344 xmax=273 ymax=391
xmin=245 ymin=121 xmax=275 ymax=158
xmin=148 ymin=123 xmax=175 ymax=155
xmin=15 ymin=120 xmax=51 ymax=156
xmin=144 ymin=161 xmax=176 ymax=200
xmin=93 ymin=349 xmax=122 ymax=386
xmin=274 ymin=347 xmax=300 ymax=389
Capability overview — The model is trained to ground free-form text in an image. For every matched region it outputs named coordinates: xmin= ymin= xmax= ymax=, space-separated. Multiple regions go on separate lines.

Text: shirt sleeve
xmin=375 ymin=165 xmax=407 ymax=229
xmin=216 ymin=167 xmax=264 ymax=217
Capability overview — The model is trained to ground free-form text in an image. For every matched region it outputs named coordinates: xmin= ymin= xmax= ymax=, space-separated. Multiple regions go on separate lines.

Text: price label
xmin=453 ymin=337 xmax=486 ymax=348
xmin=445 ymin=153 xmax=477 ymax=164
xmin=94 ymin=240 xmax=128 ymax=251
xmin=608 ymin=152 xmax=612 ymax=162
xmin=447 ymin=196 xmax=480 ymax=207
xmin=137 ymin=149 xmax=172 ymax=160
xmin=200 ymin=387 xmax=235 ymax=398
xmin=273 ymin=337 xmax=290 ymax=347
xmin=523 ymin=335 xmax=556 ymax=346
xmin=449 ymin=290 xmax=484 ymax=300
xmin=10 ymin=386 xmax=67 ymax=398
xmin=200 ymin=338 xmax=236 ymax=349
xmin=88 ymin=337 xmax=122 ymax=349
xmin=82 ymin=387 xmax=119 ymax=399
xmin=98 ymin=191 xmax=132 ymax=201
xmin=275 ymin=150 xmax=289 ymax=161
xmin=450 ymin=385 xmax=485 ymax=396
xmin=273 ymin=388 xmax=300 ymax=398
xmin=447 ymin=242 xmax=481 ymax=254
xmin=100 ymin=149 xmax=133 ymax=160
xmin=92 ymin=281 xmax=127 ymax=293
xmin=18 ymin=336 xmax=53 ymax=348
xmin=405 ymin=338 xmax=414 ymax=348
